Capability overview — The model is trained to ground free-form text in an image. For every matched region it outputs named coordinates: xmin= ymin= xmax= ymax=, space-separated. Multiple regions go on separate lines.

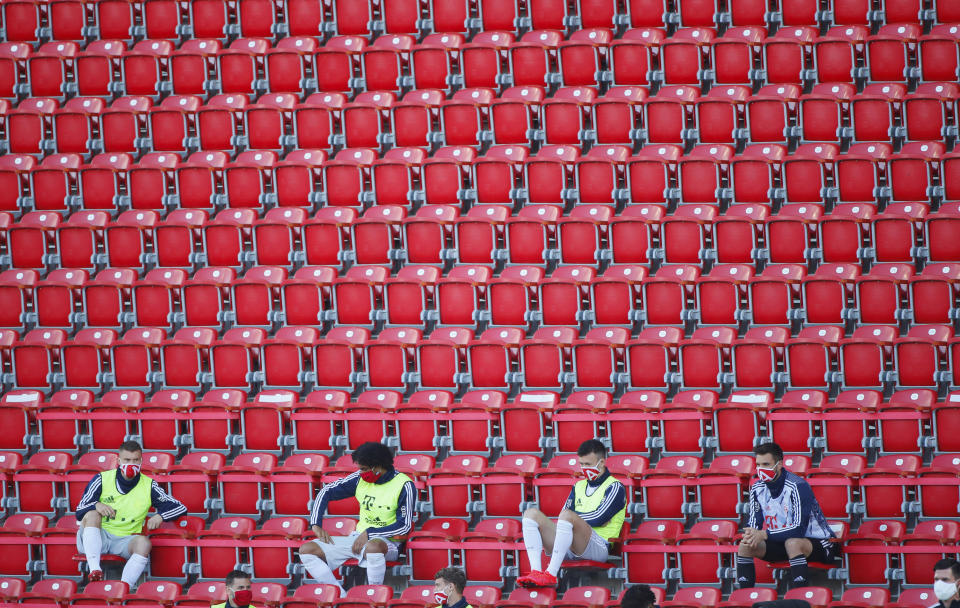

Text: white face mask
xmin=934 ymin=580 xmax=958 ymax=601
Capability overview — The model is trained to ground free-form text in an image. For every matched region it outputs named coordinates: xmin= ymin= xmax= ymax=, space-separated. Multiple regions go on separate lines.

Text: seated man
xmin=212 ymin=569 xmax=254 ymax=608
xmin=737 ymin=441 xmax=838 ymax=589
xmin=434 ymin=566 xmax=470 ymax=608
xmin=299 ymin=441 xmax=416 ymax=593
xmin=517 ymin=439 xmax=626 ymax=587
xmin=75 ymin=440 xmax=187 ymax=585
xmin=933 ymin=559 xmax=960 ymax=608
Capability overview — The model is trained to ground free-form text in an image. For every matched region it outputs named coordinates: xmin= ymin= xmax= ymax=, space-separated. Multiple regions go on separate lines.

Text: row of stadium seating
xmin=2 ymin=321 xmax=960 ymax=392
xmin=3 ymin=386 xmax=960 ymax=456
xmin=2 ymin=0 xmax=959 ymax=45
xmin=3 ymin=256 xmax=960 ymax=327
xmin=3 ymin=150 xmax=957 ymax=223
xmin=3 ymin=24 xmax=960 ymax=101
xmin=0 ymin=579 xmax=944 ymax=608
xmin=3 ymin=202 xmax=959 ymax=272
xmin=0 ymin=452 xmax=960 ymax=585
xmin=4 ymin=444 xmax=960 ymax=521
xmin=2 ymin=84 xmax=957 ymax=157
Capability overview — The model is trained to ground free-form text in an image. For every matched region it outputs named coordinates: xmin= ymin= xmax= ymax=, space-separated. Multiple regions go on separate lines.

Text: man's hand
xmin=741 ymin=528 xmax=765 ymax=548
xmin=313 ymin=525 xmax=332 ymax=544
xmin=351 ymin=530 xmax=368 ymax=554
xmin=94 ymin=502 xmax=116 ymax=518
xmin=146 ymin=514 xmax=164 ymax=530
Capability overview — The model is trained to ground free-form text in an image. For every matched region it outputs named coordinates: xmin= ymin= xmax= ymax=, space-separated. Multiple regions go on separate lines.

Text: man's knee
xmin=300 ymin=541 xmax=326 ymax=561
xmin=737 ymin=542 xmax=763 ymax=557
xmin=558 ymin=509 xmax=583 ymax=525
xmin=785 ymin=538 xmax=811 ymax=556
xmin=364 ymin=538 xmax=388 ymax=554
xmin=522 ymin=507 xmax=545 ymax=521
xmin=129 ymin=535 xmax=151 ymax=556
xmin=80 ymin=511 xmax=102 ymax=527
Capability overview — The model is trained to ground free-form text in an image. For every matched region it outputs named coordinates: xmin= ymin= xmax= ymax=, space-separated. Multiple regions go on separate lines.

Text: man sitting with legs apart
xmin=75 ymin=440 xmax=187 ymax=586
xmin=298 ymin=442 xmax=416 ymax=595
xmin=737 ymin=441 xmax=839 ymax=589
xmin=517 ymin=439 xmax=627 ymax=588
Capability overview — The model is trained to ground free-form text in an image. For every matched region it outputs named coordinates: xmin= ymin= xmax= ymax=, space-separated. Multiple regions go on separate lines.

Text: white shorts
xmin=308 ymin=532 xmax=400 ymax=570
xmin=76 ymin=527 xmax=136 ymax=559
xmin=566 ymin=529 xmax=610 ymax=562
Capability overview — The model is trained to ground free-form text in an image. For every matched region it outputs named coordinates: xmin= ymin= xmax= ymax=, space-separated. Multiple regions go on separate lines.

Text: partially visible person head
xmin=577 ymin=439 xmax=608 ymax=481
xmin=753 ymin=442 xmax=784 ymax=483
xmin=117 ymin=440 xmax=143 ymax=479
xmin=352 ymin=442 xmax=394 ymax=483
xmin=622 ymin=584 xmax=657 ymax=608
xmin=934 ymin=559 xmax=960 ymax=602
xmin=225 ymin=569 xmax=252 ymax=606
xmin=433 ymin=567 xmax=466 ymax=605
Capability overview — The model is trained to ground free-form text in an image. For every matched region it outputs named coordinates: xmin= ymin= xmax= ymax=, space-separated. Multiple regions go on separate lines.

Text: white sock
xmin=121 ymin=553 xmax=149 ymax=587
xmin=81 ymin=527 xmax=102 ymax=572
xmin=301 ymin=553 xmax=345 ymax=594
xmin=547 ymin=519 xmax=574 ymax=576
xmin=522 ymin=517 xmax=544 ymax=572
xmin=365 ymin=552 xmax=386 ymax=585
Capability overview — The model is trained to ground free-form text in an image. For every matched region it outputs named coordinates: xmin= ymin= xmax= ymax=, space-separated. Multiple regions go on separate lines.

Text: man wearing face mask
xmin=516 ymin=439 xmax=626 ymax=588
xmin=932 ymin=559 xmax=960 ymax=608
xmin=75 ymin=440 xmax=187 ymax=586
xmin=299 ymin=441 xmax=415 ymax=594
xmin=736 ymin=442 xmax=837 ymax=590
xmin=433 ymin=567 xmax=471 ymax=608
xmin=212 ymin=570 xmax=256 ymax=608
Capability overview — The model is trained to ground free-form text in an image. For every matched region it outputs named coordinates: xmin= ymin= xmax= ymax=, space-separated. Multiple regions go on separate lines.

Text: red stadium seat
xmin=624 ymin=520 xmax=683 ymax=584
xmin=747 ymin=83 xmax=800 ymax=144
xmin=763 ymin=27 xmax=816 ymax=85
xmin=712 ymin=28 xmax=765 ymax=85
xmin=611 ymin=28 xmax=665 ymax=87
xmin=901 ymin=520 xmax=960 ymax=585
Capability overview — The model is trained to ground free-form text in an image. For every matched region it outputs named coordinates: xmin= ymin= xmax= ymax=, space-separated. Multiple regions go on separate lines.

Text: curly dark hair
xmin=622 ymin=585 xmax=657 ymax=608
xmin=351 ymin=442 xmax=394 ymax=470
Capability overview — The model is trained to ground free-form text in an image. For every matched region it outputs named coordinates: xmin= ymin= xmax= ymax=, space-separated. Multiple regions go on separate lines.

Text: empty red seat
xmin=747 ymin=84 xmax=800 ymax=144
xmin=815 ymin=26 xmax=868 ymax=84
xmin=624 ymin=520 xmax=683 ymax=584
xmin=662 ymin=28 xmax=715 ymax=87
xmin=919 ymin=24 xmax=960 ymax=83
xmin=712 ymin=27 xmax=765 ymax=85
xmin=645 ymin=85 xmax=699 ymax=145
xmin=695 ymin=86 xmax=751 ymax=147
xmin=611 ymin=28 xmax=664 ymax=87
xmin=905 ymin=83 xmax=959 ymax=144
xmin=763 ymin=27 xmax=817 ymax=86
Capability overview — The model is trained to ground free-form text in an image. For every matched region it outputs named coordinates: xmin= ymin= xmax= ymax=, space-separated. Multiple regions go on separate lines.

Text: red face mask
xmin=581 ymin=466 xmax=601 ymax=481
xmin=434 ymin=592 xmax=449 ymax=605
xmin=233 ymin=590 xmax=253 ymax=606
xmin=756 ymin=466 xmax=777 ymax=482
xmin=119 ymin=463 xmax=140 ymax=479
xmin=360 ymin=470 xmax=381 ymax=483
